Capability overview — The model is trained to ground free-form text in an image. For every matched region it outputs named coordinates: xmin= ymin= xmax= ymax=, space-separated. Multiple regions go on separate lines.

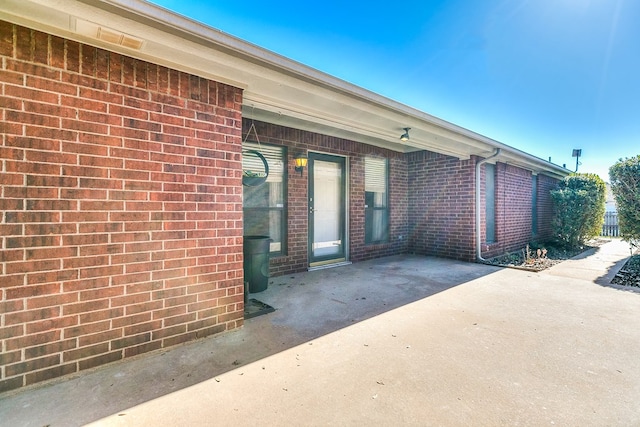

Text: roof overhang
xmin=0 ymin=0 xmax=570 ymax=178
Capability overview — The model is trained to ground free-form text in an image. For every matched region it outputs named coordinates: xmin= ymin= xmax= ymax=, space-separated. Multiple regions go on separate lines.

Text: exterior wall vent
xmin=73 ymin=18 xmax=144 ymax=50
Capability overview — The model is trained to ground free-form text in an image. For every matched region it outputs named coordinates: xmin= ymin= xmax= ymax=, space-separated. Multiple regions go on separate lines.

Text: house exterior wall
xmin=242 ymin=120 xmax=409 ymax=277
xmin=483 ymin=163 xmax=534 ymax=258
xmin=407 ymin=151 xmax=477 ymax=261
xmin=535 ymin=174 xmax=558 ymax=241
xmin=481 ymin=163 xmax=561 ymax=258
xmin=0 ymin=22 xmax=244 ymax=393
xmin=407 ymin=151 xmax=560 ymax=261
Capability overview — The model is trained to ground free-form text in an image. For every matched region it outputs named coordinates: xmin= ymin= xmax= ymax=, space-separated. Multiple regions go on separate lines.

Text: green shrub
xmin=550 ymin=173 xmax=606 ymax=249
xmin=609 ymin=155 xmax=640 ymax=247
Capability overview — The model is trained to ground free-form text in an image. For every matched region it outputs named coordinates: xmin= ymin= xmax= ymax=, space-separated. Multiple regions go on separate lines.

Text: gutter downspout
xmin=476 ymin=148 xmax=501 ymax=262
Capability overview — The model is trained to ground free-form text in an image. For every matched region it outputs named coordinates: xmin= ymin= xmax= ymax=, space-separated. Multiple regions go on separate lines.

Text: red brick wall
xmin=483 ymin=163 xmax=533 ymax=258
xmin=0 ymin=22 xmax=244 ymax=393
xmin=407 ymin=152 xmax=560 ymax=261
xmin=407 ymin=151 xmax=476 ymax=261
xmin=242 ymin=120 xmax=408 ymax=276
xmin=350 ymin=154 xmax=409 ymax=262
xmin=481 ymin=163 xmax=560 ymax=258
xmin=535 ymin=174 xmax=558 ymax=241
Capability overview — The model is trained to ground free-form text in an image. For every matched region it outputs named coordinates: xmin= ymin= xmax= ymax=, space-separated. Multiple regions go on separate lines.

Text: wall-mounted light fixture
xmin=400 ymin=127 xmax=411 ymax=141
xmin=294 ymin=153 xmax=308 ymax=176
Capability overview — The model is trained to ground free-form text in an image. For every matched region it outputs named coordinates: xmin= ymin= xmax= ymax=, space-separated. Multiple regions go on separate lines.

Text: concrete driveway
xmin=1 ymin=240 xmax=639 ymax=426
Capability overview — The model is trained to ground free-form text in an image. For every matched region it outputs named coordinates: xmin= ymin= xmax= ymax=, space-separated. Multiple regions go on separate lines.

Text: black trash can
xmin=243 ymin=236 xmax=271 ymax=293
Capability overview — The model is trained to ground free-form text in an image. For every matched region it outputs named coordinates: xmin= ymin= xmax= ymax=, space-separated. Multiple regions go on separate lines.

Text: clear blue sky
xmin=151 ymin=0 xmax=639 ymax=182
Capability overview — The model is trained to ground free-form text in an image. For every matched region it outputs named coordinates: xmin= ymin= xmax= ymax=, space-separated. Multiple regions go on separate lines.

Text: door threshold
xmin=308 ymin=260 xmax=352 ymax=271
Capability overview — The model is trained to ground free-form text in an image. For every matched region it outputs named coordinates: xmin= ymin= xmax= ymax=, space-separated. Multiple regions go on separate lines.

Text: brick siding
xmin=483 ymin=164 xmax=560 ymax=258
xmin=483 ymin=163 xmax=534 ymax=258
xmin=535 ymin=174 xmax=558 ymax=241
xmin=408 ymin=152 xmax=560 ymax=261
xmin=0 ymin=22 xmax=244 ymax=393
xmin=407 ymin=151 xmax=476 ymax=261
xmin=242 ymin=120 xmax=408 ymax=276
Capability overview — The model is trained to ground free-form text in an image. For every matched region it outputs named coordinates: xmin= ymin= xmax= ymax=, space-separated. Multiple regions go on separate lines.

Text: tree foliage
xmin=550 ymin=173 xmax=606 ymax=249
xmin=609 ymin=155 xmax=640 ymax=246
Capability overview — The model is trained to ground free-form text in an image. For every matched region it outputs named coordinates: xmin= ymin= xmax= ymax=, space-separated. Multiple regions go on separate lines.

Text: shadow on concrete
xmin=569 ymin=245 xmax=601 ymax=260
xmin=593 ymin=248 xmax=640 ymax=293
xmin=0 ymin=254 xmax=501 ymax=427
xmin=594 ymin=256 xmax=630 ymax=287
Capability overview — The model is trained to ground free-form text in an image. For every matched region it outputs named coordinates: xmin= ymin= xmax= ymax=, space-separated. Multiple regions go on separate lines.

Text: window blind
xmin=365 ymin=157 xmax=387 ymax=193
xmin=243 ymin=141 xmax=284 ymax=183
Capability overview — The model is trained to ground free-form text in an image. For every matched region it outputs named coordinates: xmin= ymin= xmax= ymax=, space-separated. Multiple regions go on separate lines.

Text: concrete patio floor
xmin=1 ymin=239 xmax=639 ymax=426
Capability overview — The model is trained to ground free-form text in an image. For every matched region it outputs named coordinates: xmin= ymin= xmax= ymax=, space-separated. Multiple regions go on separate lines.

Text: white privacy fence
xmin=602 ymin=211 xmax=619 ymax=237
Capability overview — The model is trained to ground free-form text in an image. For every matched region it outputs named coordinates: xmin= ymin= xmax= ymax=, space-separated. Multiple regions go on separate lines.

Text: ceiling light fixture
xmin=400 ymin=127 xmax=410 ymax=141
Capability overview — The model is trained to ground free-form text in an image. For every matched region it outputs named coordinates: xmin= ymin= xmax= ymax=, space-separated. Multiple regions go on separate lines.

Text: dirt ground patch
xmin=483 ymin=239 xmax=611 ymax=272
xmin=486 ymin=239 xmax=640 ymax=288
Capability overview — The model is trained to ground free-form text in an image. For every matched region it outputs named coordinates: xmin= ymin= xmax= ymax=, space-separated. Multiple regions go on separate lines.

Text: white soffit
xmin=0 ymin=0 xmax=568 ymax=178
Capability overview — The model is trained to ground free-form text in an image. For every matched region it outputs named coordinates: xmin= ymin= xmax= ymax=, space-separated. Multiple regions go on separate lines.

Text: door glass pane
xmin=313 ymin=160 xmax=342 ymax=258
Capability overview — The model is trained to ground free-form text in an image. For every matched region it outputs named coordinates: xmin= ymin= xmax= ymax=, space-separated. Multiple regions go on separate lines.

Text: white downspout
xmin=476 ymin=148 xmax=501 ymax=262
